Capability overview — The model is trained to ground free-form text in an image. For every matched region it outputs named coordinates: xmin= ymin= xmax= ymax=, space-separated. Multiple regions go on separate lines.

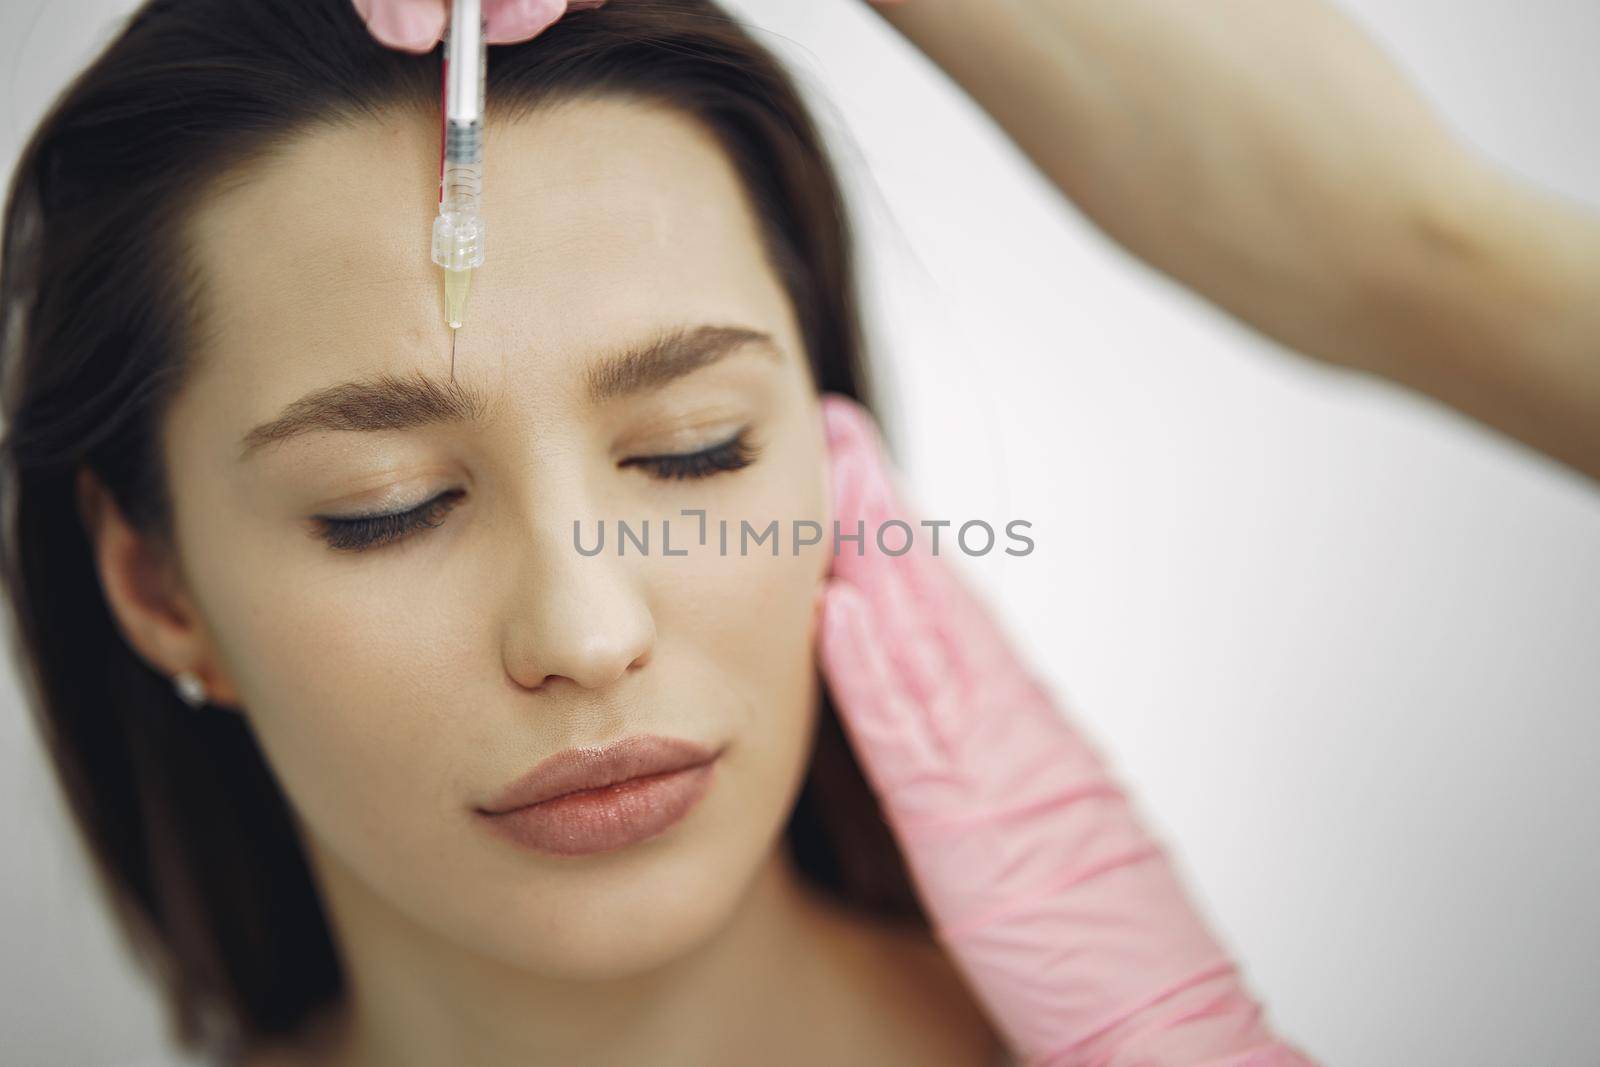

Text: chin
xmin=442 ymin=770 xmax=789 ymax=982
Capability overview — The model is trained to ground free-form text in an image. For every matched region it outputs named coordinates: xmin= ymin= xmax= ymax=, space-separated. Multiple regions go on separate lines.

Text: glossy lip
xmin=476 ymin=733 xmax=723 ymax=815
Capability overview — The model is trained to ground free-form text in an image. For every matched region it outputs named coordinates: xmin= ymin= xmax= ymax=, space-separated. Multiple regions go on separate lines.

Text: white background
xmin=3 ymin=1 xmax=1597 ymax=1064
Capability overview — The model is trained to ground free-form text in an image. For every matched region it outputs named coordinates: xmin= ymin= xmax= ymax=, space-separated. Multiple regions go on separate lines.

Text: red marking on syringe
xmin=437 ymin=51 xmax=448 ymax=203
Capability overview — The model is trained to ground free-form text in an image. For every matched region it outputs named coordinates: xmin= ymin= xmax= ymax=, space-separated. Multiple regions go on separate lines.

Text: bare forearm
xmin=1357 ymin=156 xmax=1600 ymax=480
xmin=868 ymin=0 xmax=1600 ymax=480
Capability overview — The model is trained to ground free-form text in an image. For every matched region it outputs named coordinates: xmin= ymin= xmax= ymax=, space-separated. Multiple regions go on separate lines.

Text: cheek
xmin=184 ymin=509 xmax=482 ymax=900
xmin=204 ymin=579 xmax=465 ymax=862
xmin=653 ymin=405 xmax=827 ymax=691
xmin=645 ymin=410 xmax=828 ymax=799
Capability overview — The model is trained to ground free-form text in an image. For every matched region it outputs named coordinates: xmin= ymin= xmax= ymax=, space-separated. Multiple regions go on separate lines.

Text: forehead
xmin=181 ymin=94 xmax=791 ymax=423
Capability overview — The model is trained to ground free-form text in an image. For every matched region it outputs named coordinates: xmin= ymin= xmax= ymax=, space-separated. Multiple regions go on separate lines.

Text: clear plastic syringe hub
xmin=432 ymin=121 xmax=485 ymax=274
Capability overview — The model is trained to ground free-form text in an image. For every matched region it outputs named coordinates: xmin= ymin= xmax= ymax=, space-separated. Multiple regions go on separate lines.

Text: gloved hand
xmin=815 ymin=393 xmax=1319 ymax=1067
xmin=352 ymin=0 xmax=608 ymax=52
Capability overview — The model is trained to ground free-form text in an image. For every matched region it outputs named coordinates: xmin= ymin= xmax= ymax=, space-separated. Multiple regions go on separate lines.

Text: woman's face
xmin=157 ymin=96 xmax=832 ymax=978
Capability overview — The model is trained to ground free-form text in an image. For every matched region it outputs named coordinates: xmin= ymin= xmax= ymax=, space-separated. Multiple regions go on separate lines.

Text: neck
xmin=296 ymin=844 xmax=853 ymax=1067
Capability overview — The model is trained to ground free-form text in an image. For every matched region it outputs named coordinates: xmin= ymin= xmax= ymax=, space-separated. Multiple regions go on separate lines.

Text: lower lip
xmin=477 ymin=759 xmax=719 ymax=857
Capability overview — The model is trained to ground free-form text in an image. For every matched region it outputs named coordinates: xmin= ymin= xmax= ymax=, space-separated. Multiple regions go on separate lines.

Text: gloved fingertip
xmin=485 ymin=0 xmax=564 ymax=43
xmin=820 ymin=392 xmax=873 ymax=449
xmin=817 ymin=580 xmax=870 ymax=656
xmin=819 ymin=398 xmax=888 ymax=526
xmin=818 ymin=603 xmax=884 ymax=721
xmin=363 ymin=0 xmax=446 ymax=51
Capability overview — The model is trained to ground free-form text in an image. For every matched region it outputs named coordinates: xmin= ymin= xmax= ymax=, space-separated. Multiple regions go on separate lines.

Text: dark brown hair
xmin=0 ymin=0 xmax=921 ymax=1059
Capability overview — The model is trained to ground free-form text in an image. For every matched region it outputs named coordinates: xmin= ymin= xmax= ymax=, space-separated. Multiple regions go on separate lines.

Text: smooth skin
xmin=861 ymin=0 xmax=1600 ymax=483
xmin=81 ymin=97 xmax=1002 ymax=1066
xmin=336 ymin=0 xmax=1598 ymax=1061
xmin=109 ymin=0 xmax=1574 ymax=1062
xmin=358 ymin=0 xmax=1600 ymax=482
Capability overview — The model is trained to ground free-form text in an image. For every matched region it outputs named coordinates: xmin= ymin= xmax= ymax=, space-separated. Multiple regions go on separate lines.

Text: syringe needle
xmin=450 ymin=327 xmax=458 ymax=382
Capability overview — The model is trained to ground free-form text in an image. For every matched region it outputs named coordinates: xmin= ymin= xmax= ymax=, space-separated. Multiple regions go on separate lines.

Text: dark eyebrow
xmin=584 ymin=324 xmax=778 ymax=405
xmin=237 ymin=324 xmax=780 ymax=461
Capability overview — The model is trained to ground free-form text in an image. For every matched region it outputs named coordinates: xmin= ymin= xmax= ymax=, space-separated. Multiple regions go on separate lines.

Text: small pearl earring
xmin=173 ymin=669 xmax=208 ymax=708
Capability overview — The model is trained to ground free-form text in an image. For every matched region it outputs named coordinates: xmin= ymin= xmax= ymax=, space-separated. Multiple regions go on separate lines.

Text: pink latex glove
xmin=351 ymin=0 xmax=608 ymax=52
xmin=815 ymin=393 xmax=1319 ymax=1067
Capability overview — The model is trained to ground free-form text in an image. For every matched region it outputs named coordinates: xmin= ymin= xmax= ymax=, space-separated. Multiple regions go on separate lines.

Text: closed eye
xmin=618 ymin=426 xmax=759 ymax=481
xmin=310 ymin=427 xmax=760 ymax=553
xmin=311 ymin=489 xmax=466 ymax=553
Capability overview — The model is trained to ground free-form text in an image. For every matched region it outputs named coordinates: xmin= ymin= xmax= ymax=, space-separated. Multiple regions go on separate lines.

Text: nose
xmin=501 ymin=527 xmax=656 ymax=693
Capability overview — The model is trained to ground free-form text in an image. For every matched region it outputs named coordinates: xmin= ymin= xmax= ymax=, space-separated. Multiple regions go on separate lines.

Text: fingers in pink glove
xmin=818 ymin=393 xmax=1097 ymax=818
xmin=353 ymin=0 xmax=445 ymax=51
xmin=485 ymin=0 xmax=607 ymax=43
xmin=820 ymin=397 xmax=1019 ymax=701
xmin=353 ymin=0 xmax=608 ymax=52
xmin=815 ymin=393 xmax=1319 ymax=1067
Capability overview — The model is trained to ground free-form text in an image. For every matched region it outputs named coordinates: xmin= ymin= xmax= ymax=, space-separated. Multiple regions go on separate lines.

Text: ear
xmin=76 ymin=466 xmax=244 ymax=710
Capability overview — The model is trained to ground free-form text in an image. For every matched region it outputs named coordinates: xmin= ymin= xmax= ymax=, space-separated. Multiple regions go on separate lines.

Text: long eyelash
xmin=621 ymin=427 xmax=761 ymax=481
xmin=312 ymin=430 xmax=757 ymax=553
xmin=313 ymin=489 xmax=465 ymax=553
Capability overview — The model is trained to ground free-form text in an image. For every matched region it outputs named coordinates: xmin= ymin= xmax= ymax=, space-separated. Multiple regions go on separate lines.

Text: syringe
xmin=432 ymin=0 xmax=486 ymax=338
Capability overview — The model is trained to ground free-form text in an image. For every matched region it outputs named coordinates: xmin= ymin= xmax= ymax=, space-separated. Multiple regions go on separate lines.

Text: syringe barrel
xmin=444 ymin=118 xmax=482 ymax=166
xmin=433 ymin=0 xmax=487 ymax=275
xmin=439 ymin=159 xmax=482 ymax=209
